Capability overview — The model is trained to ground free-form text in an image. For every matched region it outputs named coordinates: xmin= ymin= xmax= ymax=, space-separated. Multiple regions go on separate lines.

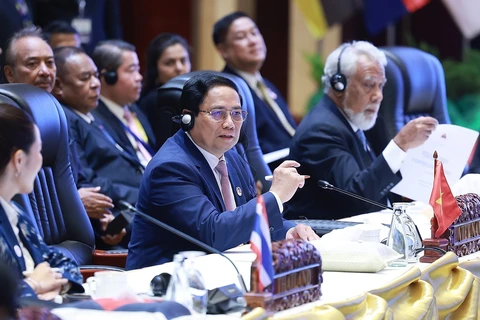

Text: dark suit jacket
xmin=126 ymin=130 xmax=295 ymax=269
xmin=62 ymin=105 xmax=143 ymax=206
xmin=0 ymin=202 xmax=83 ymax=297
xmin=284 ymin=95 xmax=401 ymax=220
xmin=222 ymin=65 xmax=296 ymax=155
xmin=92 ymin=99 xmax=156 ymax=156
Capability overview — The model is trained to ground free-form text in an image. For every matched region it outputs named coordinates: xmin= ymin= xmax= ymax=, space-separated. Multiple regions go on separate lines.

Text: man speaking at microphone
xmin=284 ymin=41 xmax=438 ymax=220
xmin=126 ymin=73 xmax=318 ymax=269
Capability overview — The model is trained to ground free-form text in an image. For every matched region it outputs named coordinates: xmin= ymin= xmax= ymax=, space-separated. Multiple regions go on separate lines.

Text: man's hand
xmin=78 ymin=186 xmax=114 ymax=219
xmin=100 ymin=214 xmax=127 ymax=246
xmin=393 ymin=116 xmax=438 ymax=151
xmin=286 ymin=224 xmax=319 ymax=241
xmin=101 ymin=229 xmax=127 ymax=246
xmin=269 ymin=160 xmax=306 ymax=203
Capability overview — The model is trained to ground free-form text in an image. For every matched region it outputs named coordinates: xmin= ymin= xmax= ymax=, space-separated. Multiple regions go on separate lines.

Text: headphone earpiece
xmin=330 ymin=45 xmax=350 ymax=92
xmin=180 ymin=111 xmax=194 ymax=131
xmin=101 ymin=71 xmax=118 ymax=85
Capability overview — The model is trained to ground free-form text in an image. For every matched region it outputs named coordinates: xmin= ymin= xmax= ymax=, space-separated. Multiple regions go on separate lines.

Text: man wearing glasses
xmin=126 ymin=73 xmax=318 ymax=269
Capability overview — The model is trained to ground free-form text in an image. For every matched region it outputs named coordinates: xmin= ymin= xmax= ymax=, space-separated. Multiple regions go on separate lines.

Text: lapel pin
xmin=14 ymin=245 xmax=22 ymax=257
xmin=236 ymin=187 xmax=242 ymax=197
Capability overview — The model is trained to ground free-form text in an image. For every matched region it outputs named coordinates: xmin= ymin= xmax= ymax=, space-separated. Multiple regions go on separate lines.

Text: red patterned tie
xmin=215 ymin=160 xmax=236 ymax=211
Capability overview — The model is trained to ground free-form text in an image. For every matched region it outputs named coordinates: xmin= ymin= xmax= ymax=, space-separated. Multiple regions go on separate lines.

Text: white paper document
xmin=391 ymin=124 xmax=479 ymax=203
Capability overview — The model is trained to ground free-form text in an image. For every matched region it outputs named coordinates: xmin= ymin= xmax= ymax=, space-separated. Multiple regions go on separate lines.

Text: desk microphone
xmin=118 ymin=201 xmax=247 ymax=314
xmin=317 ymin=180 xmax=423 ymax=244
xmin=317 ymin=180 xmax=393 ymax=211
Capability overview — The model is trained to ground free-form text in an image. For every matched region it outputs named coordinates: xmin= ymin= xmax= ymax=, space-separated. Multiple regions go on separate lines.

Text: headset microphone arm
xmin=317 ymin=180 xmax=393 ymax=211
xmin=118 ymin=200 xmax=248 ymax=293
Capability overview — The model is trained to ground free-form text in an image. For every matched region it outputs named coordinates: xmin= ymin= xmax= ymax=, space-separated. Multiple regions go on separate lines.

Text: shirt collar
xmin=100 ymin=96 xmax=127 ymax=124
xmin=72 ymin=109 xmax=95 ymax=124
xmin=229 ymin=66 xmax=262 ymax=89
xmin=185 ymin=132 xmax=226 ymax=171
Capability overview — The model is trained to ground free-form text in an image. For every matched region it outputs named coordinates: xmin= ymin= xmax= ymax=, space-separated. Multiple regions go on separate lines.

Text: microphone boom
xmin=118 ymin=200 xmax=248 ymax=293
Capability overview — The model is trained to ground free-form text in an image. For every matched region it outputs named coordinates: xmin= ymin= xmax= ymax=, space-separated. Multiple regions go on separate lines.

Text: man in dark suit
xmin=213 ymin=12 xmax=297 ymax=168
xmin=284 ymin=41 xmax=439 ymax=220
xmin=3 ymin=26 xmax=115 ymax=224
xmin=126 ymin=73 xmax=317 ymax=269
xmin=53 ymin=46 xmax=146 ymax=248
xmin=91 ymin=40 xmax=156 ymax=166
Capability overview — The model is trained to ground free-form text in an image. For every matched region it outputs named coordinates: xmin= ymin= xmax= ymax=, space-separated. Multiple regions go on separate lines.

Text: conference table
xmin=55 ymin=203 xmax=480 ymax=319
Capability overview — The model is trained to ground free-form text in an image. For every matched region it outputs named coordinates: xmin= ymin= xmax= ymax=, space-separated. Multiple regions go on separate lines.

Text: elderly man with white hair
xmin=284 ymin=41 xmax=438 ymax=220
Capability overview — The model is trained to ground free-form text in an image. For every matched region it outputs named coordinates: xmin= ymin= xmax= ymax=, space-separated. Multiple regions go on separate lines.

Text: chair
xmin=366 ymin=47 xmax=451 ymax=154
xmin=0 ymin=84 xmax=125 ymax=275
xmin=155 ymin=71 xmax=272 ymax=191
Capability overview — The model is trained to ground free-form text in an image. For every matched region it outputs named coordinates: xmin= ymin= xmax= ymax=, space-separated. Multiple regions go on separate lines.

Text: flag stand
xmin=420 ymin=151 xmax=449 ymax=263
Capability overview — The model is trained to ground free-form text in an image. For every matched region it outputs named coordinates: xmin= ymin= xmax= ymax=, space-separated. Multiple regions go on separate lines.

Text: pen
xmin=265 ymin=175 xmax=311 ymax=181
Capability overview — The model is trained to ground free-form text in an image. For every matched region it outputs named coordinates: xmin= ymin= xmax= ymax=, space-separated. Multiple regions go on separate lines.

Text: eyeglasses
xmin=198 ymin=109 xmax=248 ymax=122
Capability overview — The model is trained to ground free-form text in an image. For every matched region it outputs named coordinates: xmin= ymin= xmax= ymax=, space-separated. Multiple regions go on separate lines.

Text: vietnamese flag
xmin=364 ymin=0 xmax=430 ymax=35
xmin=429 ymin=158 xmax=462 ymax=238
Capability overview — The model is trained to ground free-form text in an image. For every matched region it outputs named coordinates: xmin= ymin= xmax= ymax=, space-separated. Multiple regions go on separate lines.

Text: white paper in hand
xmin=391 ymin=124 xmax=478 ymax=203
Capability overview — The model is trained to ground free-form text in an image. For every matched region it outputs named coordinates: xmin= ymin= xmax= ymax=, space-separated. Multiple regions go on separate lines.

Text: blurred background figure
xmin=43 ymin=20 xmax=81 ymax=49
xmin=213 ymin=12 xmax=297 ymax=170
xmin=138 ymin=33 xmax=191 ymax=127
xmin=0 ymin=0 xmax=33 ymax=59
xmin=30 ymin=0 xmax=122 ymax=54
xmin=0 ymin=103 xmax=83 ymax=301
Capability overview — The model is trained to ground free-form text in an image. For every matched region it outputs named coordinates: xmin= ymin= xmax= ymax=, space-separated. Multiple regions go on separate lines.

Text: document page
xmin=391 ymin=124 xmax=479 ymax=203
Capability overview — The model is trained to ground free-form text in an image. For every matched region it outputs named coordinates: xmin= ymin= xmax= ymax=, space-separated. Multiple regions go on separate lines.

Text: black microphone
xmin=317 ymin=180 xmax=392 ymax=210
xmin=118 ymin=200 xmax=247 ymax=313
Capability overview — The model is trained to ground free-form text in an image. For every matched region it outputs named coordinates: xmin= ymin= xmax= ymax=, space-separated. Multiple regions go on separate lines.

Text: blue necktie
xmin=356 ymin=130 xmax=375 ymax=160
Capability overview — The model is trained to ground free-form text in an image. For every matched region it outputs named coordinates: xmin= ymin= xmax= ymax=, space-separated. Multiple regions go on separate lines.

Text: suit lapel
xmin=225 ymin=155 xmax=246 ymax=206
xmin=90 ymin=118 xmax=144 ymax=168
xmin=16 ymin=210 xmax=44 ymax=265
xmin=0 ymin=205 xmax=26 ymax=272
xmin=178 ymin=132 xmax=226 ymax=211
xmin=93 ymin=101 xmax=137 ymax=156
xmin=323 ymin=97 xmax=373 ymax=168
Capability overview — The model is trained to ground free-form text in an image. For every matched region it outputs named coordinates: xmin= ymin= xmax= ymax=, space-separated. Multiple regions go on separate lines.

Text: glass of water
xmin=180 ymin=251 xmax=208 ymax=316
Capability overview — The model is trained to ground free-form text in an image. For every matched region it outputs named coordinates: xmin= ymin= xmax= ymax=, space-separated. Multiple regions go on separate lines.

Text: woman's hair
xmin=142 ymin=33 xmax=190 ymax=96
xmin=0 ymin=103 xmax=36 ymax=175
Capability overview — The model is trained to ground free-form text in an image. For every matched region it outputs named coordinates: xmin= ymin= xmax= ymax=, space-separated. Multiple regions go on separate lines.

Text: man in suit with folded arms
xmin=91 ymin=40 xmax=156 ymax=167
xmin=53 ymin=46 xmax=147 ymax=248
xmin=284 ymin=41 xmax=438 ymax=220
xmin=213 ymin=12 xmax=297 ymax=168
xmin=126 ymin=73 xmax=318 ymax=269
xmin=3 ymin=26 xmax=115 ymax=225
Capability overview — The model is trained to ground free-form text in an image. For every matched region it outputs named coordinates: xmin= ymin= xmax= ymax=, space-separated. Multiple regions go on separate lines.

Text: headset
xmin=172 ymin=109 xmax=195 ymax=131
xmin=101 ymin=70 xmax=118 ymax=85
xmin=330 ymin=45 xmax=350 ymax=92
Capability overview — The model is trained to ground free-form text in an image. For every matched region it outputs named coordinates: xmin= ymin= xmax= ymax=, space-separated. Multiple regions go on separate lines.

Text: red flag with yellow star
xmin=430 ymin=158 xmax=462 ymax=238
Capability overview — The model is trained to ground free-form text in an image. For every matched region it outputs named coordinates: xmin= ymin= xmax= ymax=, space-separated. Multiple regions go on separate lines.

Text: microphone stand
xmin=318 ymin=180 xmax=393 ymax=211
xmin=317 ymin=180 xmax=424 ymax=246
xmin=118 ymin=200 xmax=248 ymax=293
